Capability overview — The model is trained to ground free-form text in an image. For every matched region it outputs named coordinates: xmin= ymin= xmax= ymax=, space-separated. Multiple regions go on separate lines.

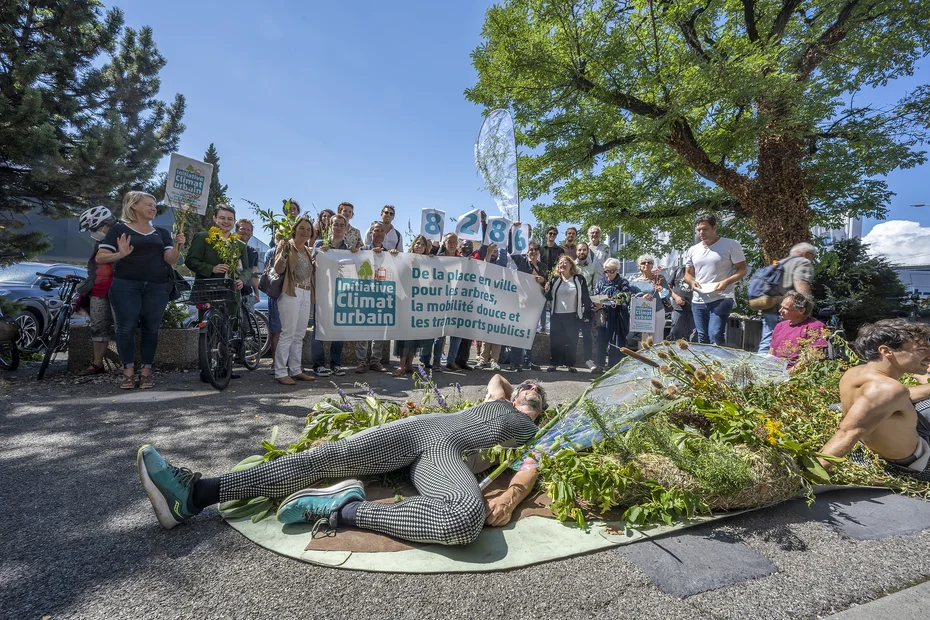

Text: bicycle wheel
xmin=199 ymin=310 xmax=232 ymax=390
xmin=240 ymin=309 xmax=262 ymax=371
xmin=38 ymin=308 xmax=70 ymax=380
xmin=0 ymin=341 xmax=19 ymax=371
xmin=254 ymin=311 xmax=271 ymax=357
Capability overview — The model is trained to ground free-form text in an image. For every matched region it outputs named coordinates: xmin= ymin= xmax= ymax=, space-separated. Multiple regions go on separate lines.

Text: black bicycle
xmin=181 ymin=278 xmax=262 ymax=390
xmin=30 ymin=272 xmax=83 ymax=379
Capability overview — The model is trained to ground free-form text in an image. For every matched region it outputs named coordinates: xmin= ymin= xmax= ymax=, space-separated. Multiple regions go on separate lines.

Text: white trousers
xmin=275 ymin=288 xmax=312 ymax=378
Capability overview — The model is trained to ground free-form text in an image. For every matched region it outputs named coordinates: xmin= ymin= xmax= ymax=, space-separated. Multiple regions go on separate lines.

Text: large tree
xmin=0 ymin=1 xmax=185 ymax=262
xmin=467 ymin=0 xmax=930 ymax=261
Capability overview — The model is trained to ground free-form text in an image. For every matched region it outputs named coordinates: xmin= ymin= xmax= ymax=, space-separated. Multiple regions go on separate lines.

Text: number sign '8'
xmin=484 ymin=216 xmax=512 ymax=247
xmin=420 ymin=209 xmax=445 ymax=241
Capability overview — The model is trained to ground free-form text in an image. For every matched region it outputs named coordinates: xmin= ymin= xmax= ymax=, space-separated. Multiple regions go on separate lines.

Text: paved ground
xmin=2 ymin=357 xmax=930 ymax=619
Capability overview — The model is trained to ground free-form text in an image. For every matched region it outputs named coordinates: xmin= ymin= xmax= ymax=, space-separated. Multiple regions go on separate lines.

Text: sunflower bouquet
xmin=206 ymin=226 xmax=243 ymax=278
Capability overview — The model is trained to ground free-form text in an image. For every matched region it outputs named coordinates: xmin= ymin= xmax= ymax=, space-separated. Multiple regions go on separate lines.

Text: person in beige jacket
xmin=272 ymin=217 xmax=317 ymax=385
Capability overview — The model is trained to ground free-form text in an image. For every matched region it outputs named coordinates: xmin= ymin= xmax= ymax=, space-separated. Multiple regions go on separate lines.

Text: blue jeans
xmin=692 ymin=298 xmax=735 ymax=345
xmin=311 ymin=338 xmax=345 ymax=370
xmin=447 ymin=337 xmax=464 ymax=365
xmin=758 ymin=312 xmax=781 ymax=353
xmin=108 ymin=277 xmax=170 ymax=369
xmin=420 ymin=337 xmax=443 ymax=368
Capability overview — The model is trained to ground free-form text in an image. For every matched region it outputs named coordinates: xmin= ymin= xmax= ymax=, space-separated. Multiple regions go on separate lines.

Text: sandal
xmin=391 ymin=367 xmax=407 ymax=377
xmin=78 ymin=364 xmax=105 ymax=376
xmin=118 ymin=374 xmax=135 ymax=389
xmin=139 ymin=374 xmax=154 ymax=389
xmin=276 ymin=376 xmax=297 ymax=385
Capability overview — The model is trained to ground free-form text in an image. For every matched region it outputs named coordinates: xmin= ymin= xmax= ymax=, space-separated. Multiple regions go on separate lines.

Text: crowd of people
xmin=73 ymin=192 xmax=841 ymax=389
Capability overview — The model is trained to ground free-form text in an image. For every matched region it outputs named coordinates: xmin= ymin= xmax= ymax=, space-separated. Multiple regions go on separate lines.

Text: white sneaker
xmin=490 ymin=361 xmax=501 ymax=371
xmin=475 ymin=362 xmax=488 ymax=370
xmin=315 ymin=366 xmax=332 ymax=377
xmin=585 ymin=360 xmax=596 ymax=370
xmin=331 ymin=366 xmax=346 ymax=376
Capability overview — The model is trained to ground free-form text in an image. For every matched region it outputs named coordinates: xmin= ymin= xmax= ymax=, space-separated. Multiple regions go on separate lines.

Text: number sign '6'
xmin=510 ymin=223 xmax=531 ymax=255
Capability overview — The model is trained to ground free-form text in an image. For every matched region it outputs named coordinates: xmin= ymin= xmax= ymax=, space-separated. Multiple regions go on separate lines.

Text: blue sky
xmin=114 ymin=1 xmax=930 ymax=249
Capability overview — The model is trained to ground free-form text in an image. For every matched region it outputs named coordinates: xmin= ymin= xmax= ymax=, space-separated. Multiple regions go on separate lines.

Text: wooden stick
xmin=620 ymin=347 xmax=661 ymax=368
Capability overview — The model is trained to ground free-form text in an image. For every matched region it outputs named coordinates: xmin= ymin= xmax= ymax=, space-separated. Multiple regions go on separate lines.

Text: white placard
xmin=630 ymin=296 xmax=655 ymax=333
xmin=454 ymin=208 xmax=483 ymax=241
xmin=164 ymin=153 xmax=214 ymax=215
xmin=420 ymin=209 xmax=446 ymax=242
xmin=510 ymin=223 xmax=531 ymax=255
xmin=314 ymin=250 xmax=545 ymax=348
xmin=484 ymin=216 xmax=512 ymax=247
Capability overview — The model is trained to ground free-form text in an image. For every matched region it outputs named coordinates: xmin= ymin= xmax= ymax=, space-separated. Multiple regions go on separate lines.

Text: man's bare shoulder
xmin=840 ymin=365 xmax=909 ymax=405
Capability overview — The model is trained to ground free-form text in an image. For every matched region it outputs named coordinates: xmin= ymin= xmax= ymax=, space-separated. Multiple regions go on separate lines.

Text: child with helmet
xmin=76 ymin=206 xmax=118 ymax=375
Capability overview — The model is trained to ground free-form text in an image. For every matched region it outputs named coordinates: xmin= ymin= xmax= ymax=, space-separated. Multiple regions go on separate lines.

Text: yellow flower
xmin=764 ymin=419 xmax=784 ymax=446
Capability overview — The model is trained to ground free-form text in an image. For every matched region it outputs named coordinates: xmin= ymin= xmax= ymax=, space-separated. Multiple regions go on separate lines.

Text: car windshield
xmin=0 ymin=264 xmax=38 ymax=284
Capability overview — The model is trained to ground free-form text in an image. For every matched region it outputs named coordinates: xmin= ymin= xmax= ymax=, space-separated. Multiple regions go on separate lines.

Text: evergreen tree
xmin=0 ymin=2 xmax=185 ymax=264
xmin=812 ymin=238 xmax=905 ymax=337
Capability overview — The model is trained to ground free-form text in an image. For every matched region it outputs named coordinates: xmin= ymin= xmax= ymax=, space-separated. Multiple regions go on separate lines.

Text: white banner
xmin=420 ymin=209 xmax=445 ymax=242
xmin=630 ymin=297 xmax=655 ymax=332
xmin=164 ymin=153 xmax=213 ymax=215
xmin=314 ymin=250 xmax=545 ymax=347
xmin=454 ymin=208 xmax=483 ymax=241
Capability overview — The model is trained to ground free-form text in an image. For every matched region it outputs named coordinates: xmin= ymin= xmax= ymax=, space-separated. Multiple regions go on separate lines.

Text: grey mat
xmin=379 ymin=377 xmax=413 ymax=393
xmin=787 ymin=488 xmax=930 ymax=540
xmin=618 ymin=527 xmax=777 ymax=598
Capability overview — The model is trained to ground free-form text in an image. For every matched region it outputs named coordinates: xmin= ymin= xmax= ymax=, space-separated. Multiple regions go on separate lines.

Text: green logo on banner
xmin=334 ymin=277 xmax=396 ymax=326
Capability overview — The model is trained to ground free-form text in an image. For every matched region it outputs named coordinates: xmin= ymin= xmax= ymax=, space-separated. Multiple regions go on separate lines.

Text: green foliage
xmin=160 ymin=302 xmax=189 ymax=329
xmin=0 ymin=2 xmax=186 ymax=261
xmin=466 ymin=0 xmax=930 ymax=260
xmin=812 ymin=238 xmax=906 ymax=337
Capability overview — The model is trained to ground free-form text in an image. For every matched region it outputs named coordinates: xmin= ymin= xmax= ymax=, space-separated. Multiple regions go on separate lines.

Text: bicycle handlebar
xmin=36 ymin=272 xmax=83 ymax=283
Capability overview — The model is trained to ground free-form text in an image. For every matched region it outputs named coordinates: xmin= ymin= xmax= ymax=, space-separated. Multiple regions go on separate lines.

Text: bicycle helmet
xmin=79 ymin=206 xmax=116 ymax=232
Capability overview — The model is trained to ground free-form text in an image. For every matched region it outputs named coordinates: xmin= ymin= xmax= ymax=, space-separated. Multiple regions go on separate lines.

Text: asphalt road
xmin=2 ymin=358 xmax=929 ymax=619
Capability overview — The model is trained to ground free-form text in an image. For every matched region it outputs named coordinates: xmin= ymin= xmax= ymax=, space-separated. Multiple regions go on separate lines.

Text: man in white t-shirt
xmin=587 ymin=225 xmax=610 ymax=266
xmin=684 ymin=214 xmax=748 ymax=345
xmin=364 ymin=204 xmax=404 ymax=251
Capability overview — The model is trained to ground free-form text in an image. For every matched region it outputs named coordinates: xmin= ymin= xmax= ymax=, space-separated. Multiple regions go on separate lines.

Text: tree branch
xmin=573 ymin=75 xmax=667 ymax=118
xmin=665 ymin=118 xmax=752 ymax=200
xmin=678 ymin=7 xmax=710 ymax=61
xmin=741 ymin=0 xmax=760 ymax=42
xmin=769 ymin=0 xmax=803 ymax=42
xmin=588 ymin=135 xmax=638 ymax=160
xmin=796 ymin=0 xmax=861 ymax=80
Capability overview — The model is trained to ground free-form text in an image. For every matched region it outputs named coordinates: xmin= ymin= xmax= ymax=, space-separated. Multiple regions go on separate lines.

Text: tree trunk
xmin=746 ymin=133 xmax=813 ymax=262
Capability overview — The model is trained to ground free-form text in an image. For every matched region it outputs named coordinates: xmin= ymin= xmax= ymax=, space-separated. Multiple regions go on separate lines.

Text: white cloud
xmin=861 ymin=220 xmax=930 ymax=266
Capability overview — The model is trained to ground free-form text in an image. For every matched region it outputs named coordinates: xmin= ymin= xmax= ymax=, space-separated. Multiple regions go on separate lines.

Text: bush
xmin=812 ymin=238 xmax=905 ymax=338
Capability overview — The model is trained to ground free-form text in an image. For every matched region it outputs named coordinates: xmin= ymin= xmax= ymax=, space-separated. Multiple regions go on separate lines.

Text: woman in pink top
xmin=769 ymin=290 xmax=828 ymax=366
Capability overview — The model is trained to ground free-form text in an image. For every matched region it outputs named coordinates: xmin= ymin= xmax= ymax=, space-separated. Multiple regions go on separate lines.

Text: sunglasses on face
xmin=516 ymin=381 xmax=541 ymax=395
xmin=604 ymin=269 xmax=617 ymax=274
xmin=383 ymin=211 xmax=394 ymax=216
xmin=640 ymin=261 xmax=653 ymax=265
xmin=547 ymin=232 xmax=556 ymax=236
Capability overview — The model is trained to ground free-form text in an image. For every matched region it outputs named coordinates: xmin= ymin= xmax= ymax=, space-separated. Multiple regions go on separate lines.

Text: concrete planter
xmin=68 ymin=325 xmax=199 ymax=371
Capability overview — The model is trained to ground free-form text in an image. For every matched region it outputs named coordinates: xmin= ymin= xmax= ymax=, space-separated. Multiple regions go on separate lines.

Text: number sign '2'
xmin=420 ymin=209 xmax=445 ymax=242
xmin=454 ymin=208 xmax=483 ymax=241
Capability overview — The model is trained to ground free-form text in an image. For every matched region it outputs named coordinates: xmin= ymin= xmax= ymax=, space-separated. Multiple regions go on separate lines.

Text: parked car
xmin=0 ymin=262 xmax=88 ymax=349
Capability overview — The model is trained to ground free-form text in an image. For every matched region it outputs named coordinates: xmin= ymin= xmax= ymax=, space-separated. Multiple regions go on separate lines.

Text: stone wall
xmin=68 ymin=325 xmax=199 ymax=371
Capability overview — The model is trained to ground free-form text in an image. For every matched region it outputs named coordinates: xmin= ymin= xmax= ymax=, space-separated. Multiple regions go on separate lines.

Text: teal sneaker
xmin=137 ymin=445 xmax=203 ymax=529
xmin=276 ymin=480 xmax=365 ymax=529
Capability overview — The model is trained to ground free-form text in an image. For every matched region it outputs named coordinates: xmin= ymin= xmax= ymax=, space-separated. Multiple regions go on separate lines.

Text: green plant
xmin=160 ymin=302 xmax=189 ymax=329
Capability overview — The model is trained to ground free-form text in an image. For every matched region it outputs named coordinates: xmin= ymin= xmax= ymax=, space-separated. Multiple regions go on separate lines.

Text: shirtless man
xmin=819 ymin=319 xmax=930 ymax=480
